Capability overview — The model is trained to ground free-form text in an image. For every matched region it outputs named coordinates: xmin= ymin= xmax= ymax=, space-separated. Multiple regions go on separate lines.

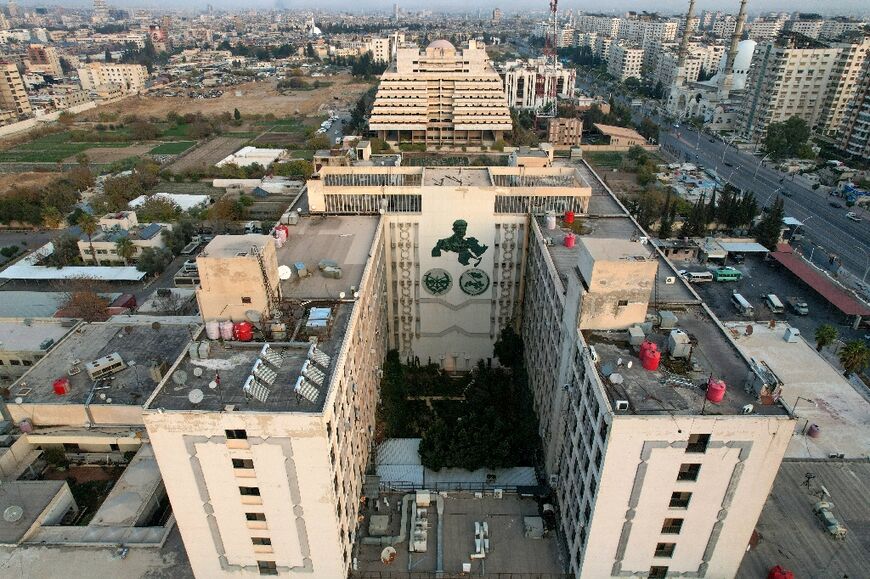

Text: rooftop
xmin=0 ymin=480 xmax=66 ymax=545
xmin=423 ymin=167 xmax=492 ymax=187
xmin=726 ymin=322 xmax=870 ymax=459
xmin=738 ymin=460 xmax=870 ymax=579
xmin=0 ymin=319 xmax=74 ymax=352
xmin=10 ymin=320 xmax=195 ymax=406
xmin=584 ymin=305 xmax=786 ymax=416
xmin=147 ymin=306 xmax=350 ymax=413
xmin=277 ymin=215 xmax=379 ymax=300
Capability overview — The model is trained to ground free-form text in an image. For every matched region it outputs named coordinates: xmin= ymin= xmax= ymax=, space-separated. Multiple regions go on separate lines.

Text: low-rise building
xmin=77 ymin=211 xmax=168 ymax=265
xmin=77 ymin=62 xmax=148 ymax=94
xmin=0 ymin=318 xmax=75 ymax=385
xmin=548 ymin=117 xmax=583 ymax=147
xmin=501 ymin=58 xmax=576 ymax=111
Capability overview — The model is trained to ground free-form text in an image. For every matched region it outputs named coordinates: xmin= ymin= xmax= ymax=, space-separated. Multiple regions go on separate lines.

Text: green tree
xmin=658 ymin=193 xmax=675 ymax=239
xmin=135 ymin=196 xmax=181 ymax=222
xmin=78 ymin=212 xmax=99 ymax=264
xmin=679 ymin=195 xmax=707 ymax=238
xmin=493 ymin=326 xmax=524 ymax=369
xmin=46 ymin=234 xmax=80 ymax=267
xmin=233 ymin=108 xmax=241 ymax=121
xmin=814 ymin=324 xmax=838 ymax=352
xmin=839 ymin=341 xmax=870 ymax=377
xmin=764 ymin=116 xmax=811 ymax=160
xmin=754 ymin=197 xmax=785 ymax=251
xmin=115 ymin=237 xmax=136 ymax=265
xmin=137 ymin=247 xmax=173 ymax=276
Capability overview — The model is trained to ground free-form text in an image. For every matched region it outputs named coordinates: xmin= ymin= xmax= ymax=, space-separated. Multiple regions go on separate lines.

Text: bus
xmin=765 ymin=294 xmax=784 ymax=314
xmin=731 ymin=293 xmax=754 ymax=316
xmin=714 ymin=267 xmax=743 ymax=282
xmin=685 ymin=271 xmax=713 ymax=283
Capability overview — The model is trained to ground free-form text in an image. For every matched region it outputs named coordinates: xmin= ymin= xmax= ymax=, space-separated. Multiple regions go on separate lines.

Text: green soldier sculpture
xmin=431 ymin=219 xmax=488 ymax=266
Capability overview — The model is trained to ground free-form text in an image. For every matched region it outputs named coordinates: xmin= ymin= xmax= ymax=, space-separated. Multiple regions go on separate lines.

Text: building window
xmin=246 ymin=512 xmax=267 ymax=521
xmin=233 ymin=458 xmax=255 ymax=469
xmin=649 ymin=566 xmax=669 ymax=578
xmin=239 ymin=486 xmax=261 ymax=496
xmin=225 ymin=429 xmax=248 ymax=440
xmin=669 ymin=491 xmax=692 ymax=509
xmin=252 ymin=537 xmax=272 ymax=545
xmin=257 ymin=561 xmax=278 ymax=575
xmin=10 ymin=360 xmax=19 ymax=365
xmin=617 ymin=299 xmax=629 ymax=307
xmin=242 ymin=297 xmax=252 ymax=304
xmin=661 ymin=518 xmax=684 ymax=534
xmin=686 ymin=433 xmax=711 ymax=453
xmin=654 ymin=543 xmax=676 ymax=558
xmin=677 ymin=463 xmax=701 ymax=481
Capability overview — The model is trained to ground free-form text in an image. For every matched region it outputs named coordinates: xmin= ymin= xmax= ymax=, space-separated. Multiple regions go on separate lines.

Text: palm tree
xmin=839 ymin=341 xmax=870 ymax=377
xmin=814 ymin=324 xmax=838 ymax=352
xmin=78 ymin=213 xmax=99 ymax=265
xmin=115 ymin=237 xmax=136 ymax=265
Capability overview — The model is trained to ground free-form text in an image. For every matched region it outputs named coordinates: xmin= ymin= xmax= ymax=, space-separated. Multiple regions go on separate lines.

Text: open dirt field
xmin=0 ymin=171 xmax=61 ymax=194
xmin=65 ymin=143 xmax=155 ymax=164
xmin=84 ymin=75 xmax=370 ymax=120
xmin=167 ymin=136 xmax=248 ymax=173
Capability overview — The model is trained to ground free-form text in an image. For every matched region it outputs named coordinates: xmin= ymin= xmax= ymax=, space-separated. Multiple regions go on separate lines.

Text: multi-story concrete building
xmin=25 ymin=44 xmax=63 ymax=77
xmin=522 ymin=163 xmax=793 ymax=578
xmin=0 ymin=318 xmax=73 ymax=385
xmin=77 ymin=62 xmax=148 ymax=94
xmin=819 ymin=18 xmax=867 ymax=41
xmin=576 ymin=15 xmax=620 ymax=38
xmin=606 ymin=42 xmax=644 ymax=81
xmin=838 ymin=57 xmax=870 ymax=159
xmin=369 ymin=40 xmax=512 ymax=147
xmin=502 ymin=58 xmax=576 ymax=111
xmin=366 ymin=32 xmax=405 ymax=63
xmin=548 ymin=117 xmax=583 ymax=147
xmin=819 ymin=35 xmax=870 ymax=138
xmin=738 ymin=34 xmax=841 ymax=142
xmin=77 ymin=211 xmax=169 ymax=265
xmin=748 ymin=17 xmax=784 ymax=41
xmin=0 ymin=60 xmax=32 ymax=118
xmin=712 ymin=16 xmax=736 ymax=39
xmin=783 ymin=18 xmax=824 ymax=39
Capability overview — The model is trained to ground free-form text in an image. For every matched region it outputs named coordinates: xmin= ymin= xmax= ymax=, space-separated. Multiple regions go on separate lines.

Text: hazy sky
xmin=25 ymin=1 xmax=869 ymax=18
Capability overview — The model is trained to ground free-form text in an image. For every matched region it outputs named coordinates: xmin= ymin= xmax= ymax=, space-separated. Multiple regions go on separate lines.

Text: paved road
xmin=660 ymin=127 xmax=870 ymax=282
xmin=325 ymin=113 xmax=349 ymax=147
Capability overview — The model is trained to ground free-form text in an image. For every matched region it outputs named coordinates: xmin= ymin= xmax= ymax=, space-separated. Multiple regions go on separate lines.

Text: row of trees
xmin=328 ymin=53 xmax=388 ymax=79
xmin=0 ymin=160 xmax=94 ymax=227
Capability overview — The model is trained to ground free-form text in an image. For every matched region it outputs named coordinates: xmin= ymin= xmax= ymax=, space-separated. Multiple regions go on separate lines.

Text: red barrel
xmin=807 ymin=424 xmax=820 ymax=438
xmin=53 ymin=377 xmax=70 ymax=395
xmin=564 ymin=211 xmax=575 ymax=224
xmin=706 ymin=378 xmax=726 ymax=403
xmin=641 ymin=342 xmax=660 ymax=371
xmin=234 ymin=321 xmax=254 ymax=342
xmin=564 ymin=233 xmax=576 ymax=248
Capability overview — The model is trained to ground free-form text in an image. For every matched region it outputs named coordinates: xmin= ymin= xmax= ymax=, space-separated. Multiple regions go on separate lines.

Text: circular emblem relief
xmin=422 ymin=268 xmax=453 ymax=295
xmin=459 ymin=268 xmax=490 ymax=296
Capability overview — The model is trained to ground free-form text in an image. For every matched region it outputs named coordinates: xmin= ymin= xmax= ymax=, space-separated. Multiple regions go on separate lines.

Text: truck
xmin=787 ymin=297 xmax=809 ymax=315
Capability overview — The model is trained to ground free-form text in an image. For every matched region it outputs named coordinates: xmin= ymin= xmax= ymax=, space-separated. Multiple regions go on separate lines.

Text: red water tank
xmin=276 ymin=224 xmax=289 ymax=237
xmin=564 ymin=233 xmax=576 ymax=248
xmin=564 ymin=211 xmax=575 ymax=224
xmin=234 ymin=321 xmax=254 ymax=342
xmin=706 ymin=378 xmax=726 ymax=403
xmin=53 ymin=377 xmax=70 ymax=395
xmin=641 ymin=342 xmax=661 ymax=371
xmin=767 ymin=566 xmax=795 ymax=579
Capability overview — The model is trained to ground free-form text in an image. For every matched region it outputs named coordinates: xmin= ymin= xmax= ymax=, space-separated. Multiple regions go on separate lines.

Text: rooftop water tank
xmin=640 ymin=341 xmax=660 ymax=371
xmin=53 ymin=377 xmax=70 ymax=396
xmin=706 ymin=378 xmax=726 ymax=403
xmin=234 ymin=321 xmax=253 ymax=342
xmin=545 ymin=212 xmax=557 ymax=230
xmin=205 ymin=320 xmax=221 ymax=340
xmin=564 ymin=211 xmax=575 ymax=224
xmin=219 ymin=320 xmax=234 ymax=340
xmin=564 ymin=233 xmax=576 ymax=248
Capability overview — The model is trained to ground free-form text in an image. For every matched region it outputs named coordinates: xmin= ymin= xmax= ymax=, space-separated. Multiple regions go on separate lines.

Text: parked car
xmin=829 ymin=201 xmax=843 ymax=208
xmin=846 ymin=212 xmax=862 ymax=222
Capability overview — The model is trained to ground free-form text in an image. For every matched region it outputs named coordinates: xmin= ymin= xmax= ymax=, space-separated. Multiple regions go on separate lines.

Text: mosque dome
xmin=427 ymin=39 xmax=456 ymax=52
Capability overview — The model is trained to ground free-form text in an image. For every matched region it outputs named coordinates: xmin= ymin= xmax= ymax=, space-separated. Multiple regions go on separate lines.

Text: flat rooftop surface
xmin=149 ymin=304 xmax=351 ymax=413
xmin=738 ymin=460 xmax=870 ymax=579
xmin=11 ymin=321 xmax=194 ymax=406
xmin=356 ymin=494 xmax=565 ymax=576
xmin=0 ymin=480 xmax=65 ymax=544
xmin=585 ymin=306 xmax=786 ymax=416
xmin=90 ymin=444 xmax=162 ymax=527
xmin=199 ymin=233 xmax=269 ymax=257
xmin=423 ymin=167 xmax=492 ymax=187
xmin=0 ymin=320 xmax=72 ymax=352
xmin=278 ymin=215 xmax=379 ymax=300
xmin=726 ymin=323 xmax=870 ymax=459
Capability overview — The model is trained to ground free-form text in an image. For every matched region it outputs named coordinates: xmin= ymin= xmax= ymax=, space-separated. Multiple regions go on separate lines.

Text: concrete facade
xmin=502 ymin=59 xmax=577 ymax=111
xmin=0 ymin=61 xmax=32 ymax=118
xmin=77 ymin=62 xmax=148 ymax=93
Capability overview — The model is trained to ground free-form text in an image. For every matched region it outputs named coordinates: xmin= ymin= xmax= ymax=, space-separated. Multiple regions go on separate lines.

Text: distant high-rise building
xmin=393 ymin=3 xmax=399 ymax=21
xmin=92 ymin=0 xmax=109 ymax=24
xmin=492 ymin=8 xmax=502 ymax=25
xmin=6 ymin=0 xmax=19 ymax=19
xmin=0 ymin=60 xmax=32 ymax=119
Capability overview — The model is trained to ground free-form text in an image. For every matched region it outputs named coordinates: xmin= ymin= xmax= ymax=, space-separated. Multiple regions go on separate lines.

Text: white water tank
xmin=205 ymin=320 xmax=220 ymax=340
xmin=219 ymin=320 xmax=234 ymax=340
xmin=545 ymin=212 xmax=557 ymax=230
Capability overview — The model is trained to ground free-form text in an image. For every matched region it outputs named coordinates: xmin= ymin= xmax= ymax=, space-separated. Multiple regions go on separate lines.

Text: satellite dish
xmin=172 ymin=370 xmax=188 ymax=385
xmin=188 ymin=389 xmax=204 ymax=404
xmin=208 ymin=381 xmax=217 ymax=389
xmin=99 ymin=393 xmax=106 ymax=400
xmin=193 ymin=367 xmax=203 ymax=377
xmin=128 ymin=360 xmax=136 ymax=366
xmin=14 ymin=397 xmax=22 ymax=404
xmin=339 ymin=292 xmax=346 ymax=299
xmin=380 ymin=546 xmax=397 ymax=565
xmin=608 ymin=373 xmax=624 ymax=385
xmin=3 ymin=505 xmax=23 ymax=523
xmin=106 ymin=398 xmax=112 ymax=403
xmin=278 ymin=265 xmax=293 ymax=280
xmin=151 ymin=321 xmax=161 ymax=331
xmin=246 ymin=309 xmax=262 ymax=323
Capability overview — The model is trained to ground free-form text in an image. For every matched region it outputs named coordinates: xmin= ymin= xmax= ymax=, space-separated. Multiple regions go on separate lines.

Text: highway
xmin=659 ymin=127 xmax=870 ymax=283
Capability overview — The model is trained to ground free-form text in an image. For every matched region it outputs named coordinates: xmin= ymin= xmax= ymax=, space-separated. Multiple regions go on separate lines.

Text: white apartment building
xmin=783 ymin=19 xmax=823 ymax=39
xmin=820 ymin=35 xmax=870 ymax=137
xmin=77 ymin=211 xmax=169 ymax=264
xmin=838 ymin=57 xmax=870 ymax=159
xmin=819 ymin=19 xmax=867 ymax=41
xmin=748 ymin=18 xmax=784 ymax=41
xmin=77 ymin=62 xmax=148 ymax=93
xmin=366 ymin=32 xmax=405 ymax=63
xmin=522 ymin=163 xmax=793 ymax=578
xmin=369 ymin=39 xmax=512 ymax=146
xmin=0 ymin=60 xmax=31 ymax=118
xmin=607 ymin=43 xmax=644 ymax=81
xmin=577 ymin=15 xmax=620 ymax=38
xmin=712 ymin=16 xmax=736 ymax=39
xmin=502 ymin=59 xmax=577 ymax=111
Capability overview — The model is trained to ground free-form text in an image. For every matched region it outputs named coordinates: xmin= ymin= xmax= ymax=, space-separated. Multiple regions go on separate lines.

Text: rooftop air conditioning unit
xmin=548 ymin=474 xmax=559 ymax=488
xmin=665 ymin=276 xmax=676 ymax=285
xmin=616 ymin=400 xmax=629 ymax=411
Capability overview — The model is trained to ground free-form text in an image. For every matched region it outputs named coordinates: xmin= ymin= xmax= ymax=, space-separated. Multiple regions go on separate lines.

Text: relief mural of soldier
xmin=431 ymin=219 xmax=488 ymax=267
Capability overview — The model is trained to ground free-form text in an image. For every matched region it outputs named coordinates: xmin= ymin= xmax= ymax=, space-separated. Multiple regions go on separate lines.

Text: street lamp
xmin=753 ymin=153 xmax=771 ymax=180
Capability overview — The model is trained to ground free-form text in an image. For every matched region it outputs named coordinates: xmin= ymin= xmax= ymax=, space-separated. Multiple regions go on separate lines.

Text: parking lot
xmin=674 ymin=255 xmax=866 ymax=345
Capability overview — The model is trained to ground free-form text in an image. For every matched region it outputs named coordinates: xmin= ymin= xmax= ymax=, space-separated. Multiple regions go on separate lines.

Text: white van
xmin=764 ymin=294 xmax=784 ymax=314
xmin=731 ymin=293 xmax=754 ymax=316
